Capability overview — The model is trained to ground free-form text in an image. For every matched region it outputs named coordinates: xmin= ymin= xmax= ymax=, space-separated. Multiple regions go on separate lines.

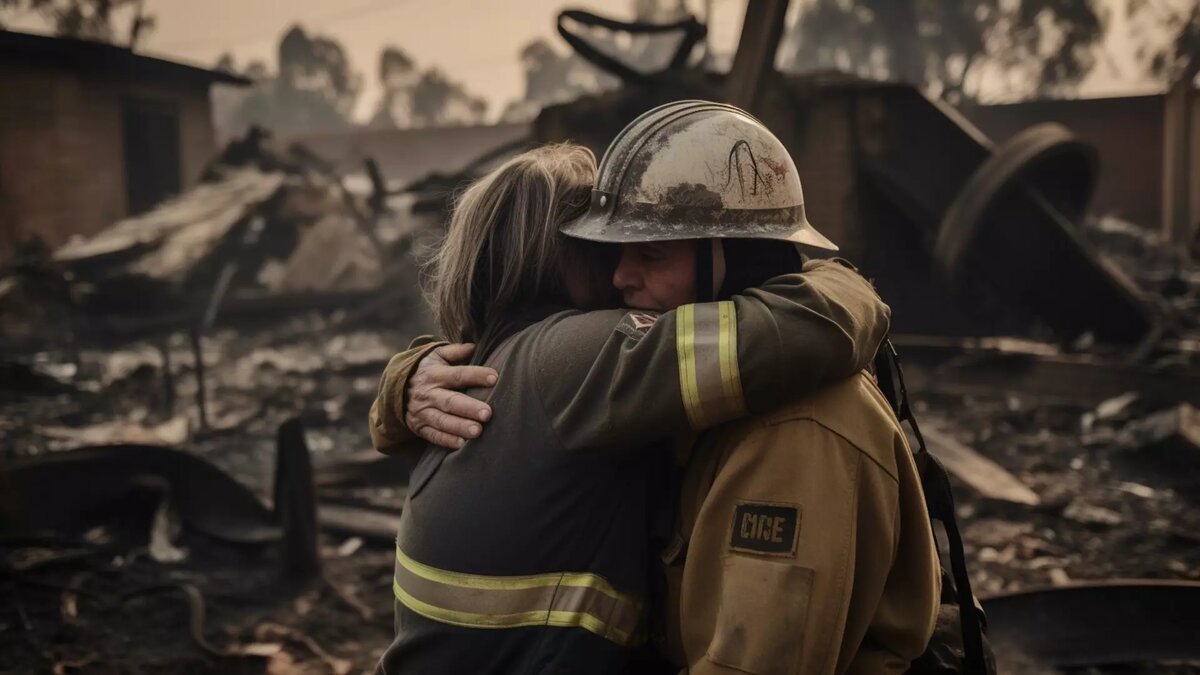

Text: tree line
xmin=2 ymin=0 xmax=1196 ymax=134
xmin=213 ymin=26 xmax=490 ymax=135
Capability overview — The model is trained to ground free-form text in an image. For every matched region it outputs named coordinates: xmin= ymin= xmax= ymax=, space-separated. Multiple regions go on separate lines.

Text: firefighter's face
xmin=612 ymin=240 xmax=697 ymax=311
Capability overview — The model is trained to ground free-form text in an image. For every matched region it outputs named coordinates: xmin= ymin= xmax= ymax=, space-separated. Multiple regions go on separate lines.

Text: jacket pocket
xmin=706 ymin=555 xmax=815 ymax=675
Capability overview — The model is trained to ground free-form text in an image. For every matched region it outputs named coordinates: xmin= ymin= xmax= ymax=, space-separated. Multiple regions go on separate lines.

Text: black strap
xmin=556 ymin=9 xmax=707 ymax=84
xmin=921 ymin=454 xmax=987 ymax=674
xmin=875 ymin=339 xmax=987 ymax=675
xmin=695 ymin=240 xmax=714 ymax=304
xmin=873 ymin=343 xmax=899 ymax=419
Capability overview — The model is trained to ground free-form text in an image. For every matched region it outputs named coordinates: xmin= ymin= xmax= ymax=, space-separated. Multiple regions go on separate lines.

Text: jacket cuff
xmin=390 ymin=338 xmax=447 ymax=426
xmin=370 ymin=338 xmax=447 ymax=453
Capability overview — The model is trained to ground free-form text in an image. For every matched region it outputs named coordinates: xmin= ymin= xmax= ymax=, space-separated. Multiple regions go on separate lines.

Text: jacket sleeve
xmin=531 ymin=258 xmax=890 ymax=451
xmin=368 ymin=336 xmax=445 ymax=456
xmin=678 ymin=417 xmax=930 ymax=675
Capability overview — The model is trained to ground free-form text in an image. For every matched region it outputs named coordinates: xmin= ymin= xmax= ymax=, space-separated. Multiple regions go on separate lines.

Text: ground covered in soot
xmin=3 ymin=224 xmax=1200 ymax=674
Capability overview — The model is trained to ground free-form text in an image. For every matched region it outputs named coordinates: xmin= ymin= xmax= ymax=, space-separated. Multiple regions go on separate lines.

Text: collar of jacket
xmin=474 ymin=303 xmax=571 ymax=364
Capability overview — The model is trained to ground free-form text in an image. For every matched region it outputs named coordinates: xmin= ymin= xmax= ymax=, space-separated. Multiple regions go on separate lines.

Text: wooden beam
xmin=921 ymin=422 xmax=1041 ymax=506
xmin=1162 ymin=76 xmax=1194 ymax=246
xmin=891 ymin=334 xmax=1200 ymax=408
xmin=724 ymin=0 xmax=790 ymax=113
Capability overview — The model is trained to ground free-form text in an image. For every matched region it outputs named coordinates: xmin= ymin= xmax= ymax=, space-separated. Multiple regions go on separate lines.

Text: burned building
xmin=278 ymin=122 xmax=531 ymax=188
xmin=0 ymin=31 xmax=249 ymax=259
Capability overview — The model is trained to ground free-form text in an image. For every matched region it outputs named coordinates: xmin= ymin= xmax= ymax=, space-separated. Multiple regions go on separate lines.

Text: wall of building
xmin=0 ymin=62 xmax=216 ymax=256
xmin=961 ymin=95 xmax=1166 ymax=229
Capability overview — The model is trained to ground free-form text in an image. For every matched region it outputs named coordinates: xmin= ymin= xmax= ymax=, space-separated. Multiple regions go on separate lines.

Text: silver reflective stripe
xmin=677 ymin=301 xmax=748 ymax=429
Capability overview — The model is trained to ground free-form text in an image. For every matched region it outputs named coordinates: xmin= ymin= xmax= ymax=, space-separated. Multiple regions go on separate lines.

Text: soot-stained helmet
xmin=561 ymin=99 xmax=837 ymax=250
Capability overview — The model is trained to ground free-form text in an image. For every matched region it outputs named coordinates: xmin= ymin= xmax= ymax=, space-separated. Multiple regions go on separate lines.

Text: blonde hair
xmin=429 ymin=143 xmax=598 ymax=342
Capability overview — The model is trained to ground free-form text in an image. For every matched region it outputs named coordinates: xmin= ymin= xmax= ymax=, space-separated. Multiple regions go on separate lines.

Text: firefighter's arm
xmin=735 ymin=258 xmax=889 ymax=413
xmin=680 ymin=419 xmax=897 ymax=675
xmin=535 ymin=258 xmax=890 ymax=450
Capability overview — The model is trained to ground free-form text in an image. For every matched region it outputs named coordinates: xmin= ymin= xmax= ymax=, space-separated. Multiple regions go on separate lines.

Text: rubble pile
xmin=0 ymin=127 xmax=439 ymax=352
xmin=0 ymin=129 xmax=447 ymax=673
xmin=1084 ymin=214 xmax=1200 ymax=345
xmin=909 ymin=387 xmax=1200 ymax=596
xmin=0 ymin=287 xmax=432 ymax=672
xmin=5 ymin=250 xmax=1199 ymax=674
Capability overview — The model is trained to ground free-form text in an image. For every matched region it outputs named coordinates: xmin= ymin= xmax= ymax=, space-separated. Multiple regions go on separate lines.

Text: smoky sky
xmin=0 ymin=0 xmax=1181 ymax=123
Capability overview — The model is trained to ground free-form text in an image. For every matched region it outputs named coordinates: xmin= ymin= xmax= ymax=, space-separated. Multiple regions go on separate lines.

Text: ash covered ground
xmin=2 ymin=218 xmax=1199 ymax=674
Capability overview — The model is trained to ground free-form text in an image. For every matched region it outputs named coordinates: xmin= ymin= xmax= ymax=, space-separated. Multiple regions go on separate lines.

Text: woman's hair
xmin=428 ymin=143 xmax=600 ymax=342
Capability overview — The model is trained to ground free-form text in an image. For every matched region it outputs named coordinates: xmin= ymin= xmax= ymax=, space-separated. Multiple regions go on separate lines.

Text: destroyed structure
xmin=0 ymin=31 xmax=251 ymax=258
xmin=2 ymin=4 xmax=1200 ymax=673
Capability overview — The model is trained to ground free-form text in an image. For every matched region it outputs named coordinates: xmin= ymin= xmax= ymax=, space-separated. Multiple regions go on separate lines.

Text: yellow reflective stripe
xmin=393 ymin=579 xmax=627 ymax=640
xmin=392 ymin=547 xmax=643 ymax=646
xmin=717 ymin=301 xmax=748 ymax=417
xmin=676 ymin=301 xmax=747 ymax=429
xmin=396 ymin=547 xmax=630 ymax=603
xmin=676 ymin=303 xmax=704 ymax=428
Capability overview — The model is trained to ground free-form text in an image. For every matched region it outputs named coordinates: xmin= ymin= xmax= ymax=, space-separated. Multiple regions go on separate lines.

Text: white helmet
xmin=561 ymin=100 xmax=836 ymax=250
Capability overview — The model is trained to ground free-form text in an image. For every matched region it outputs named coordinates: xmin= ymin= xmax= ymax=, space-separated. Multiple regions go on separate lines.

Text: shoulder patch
xmin=615 ymin=310 xmax=661 ymax=340
xmin=729 ymin=501 xmax=801 ymax=557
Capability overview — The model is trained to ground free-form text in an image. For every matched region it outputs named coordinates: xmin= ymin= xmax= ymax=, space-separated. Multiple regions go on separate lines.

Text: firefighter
xmin=373 ymin=139 xmax=891 ymax=674
xmin=380 ymin=101 xmax=942 ymax=674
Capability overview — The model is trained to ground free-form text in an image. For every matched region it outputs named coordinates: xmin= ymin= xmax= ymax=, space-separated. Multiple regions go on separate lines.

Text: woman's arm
xmin=369 ymin=338 xmax=443 ymax=455
xmin=369 ymin=340 xmax=497 ymax=454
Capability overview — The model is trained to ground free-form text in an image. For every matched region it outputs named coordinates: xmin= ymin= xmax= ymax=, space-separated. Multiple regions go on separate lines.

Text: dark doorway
xmin=122 ymin=98 xmax=181 ymax=214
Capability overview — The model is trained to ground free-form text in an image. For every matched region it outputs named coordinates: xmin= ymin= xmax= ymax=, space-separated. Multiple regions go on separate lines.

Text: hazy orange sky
xmin=1 ymin=0 xmax=1181 ymax=122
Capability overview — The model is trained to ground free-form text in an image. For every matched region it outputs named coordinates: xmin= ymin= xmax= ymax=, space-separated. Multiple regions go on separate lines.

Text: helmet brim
xmin=560 ymin=209 xmax=839 ymax=251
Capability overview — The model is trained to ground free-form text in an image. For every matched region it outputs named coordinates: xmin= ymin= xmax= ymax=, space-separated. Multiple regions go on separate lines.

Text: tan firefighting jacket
xmin=661 ymin=372 xmax=940 ymax=675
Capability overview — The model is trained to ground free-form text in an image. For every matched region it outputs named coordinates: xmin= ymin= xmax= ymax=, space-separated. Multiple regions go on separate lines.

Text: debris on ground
xmin=983 ymin=579 xmax=1200 ymax=669
xmin=0 ymin=124 xmax=448 ymax=672
xmin=1110 ymin=403 xmax=1200 ymax=460
xmin=0 ymin=418 xmax=413 ymax=673
xmin=921 ymin=421 xmax=1041 ymax=506
xmin=1 ymin=127 xmax=439 ymax=353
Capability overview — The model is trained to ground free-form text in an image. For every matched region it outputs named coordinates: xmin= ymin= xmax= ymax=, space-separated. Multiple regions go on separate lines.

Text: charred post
xmin=274 ymin=417 xmax=321 ymax=584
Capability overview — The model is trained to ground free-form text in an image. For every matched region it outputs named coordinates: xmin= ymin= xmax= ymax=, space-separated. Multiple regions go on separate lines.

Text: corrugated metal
xmin=55 ymin=169 xmax=285 ymax=283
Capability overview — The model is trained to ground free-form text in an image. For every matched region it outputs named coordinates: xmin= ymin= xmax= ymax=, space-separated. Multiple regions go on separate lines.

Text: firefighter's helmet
xmin=561 ymin=100 xmax=837 ymax=250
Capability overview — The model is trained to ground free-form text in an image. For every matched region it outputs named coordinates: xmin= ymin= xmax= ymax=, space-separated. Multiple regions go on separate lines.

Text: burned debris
xmin=984 ymin=580 xmax=1200 ymax=669
xmin=2 ymin=3 xmax=1199 ymax=674
xmin=0 ymin=125 xmax=442 ymax=673
xmin=0 ymin=419 xmax=411 ymax=673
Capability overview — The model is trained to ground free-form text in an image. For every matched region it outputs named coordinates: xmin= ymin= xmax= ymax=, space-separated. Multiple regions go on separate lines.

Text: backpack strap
xmin=874 ymin=339 xmax=988 ymax=675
